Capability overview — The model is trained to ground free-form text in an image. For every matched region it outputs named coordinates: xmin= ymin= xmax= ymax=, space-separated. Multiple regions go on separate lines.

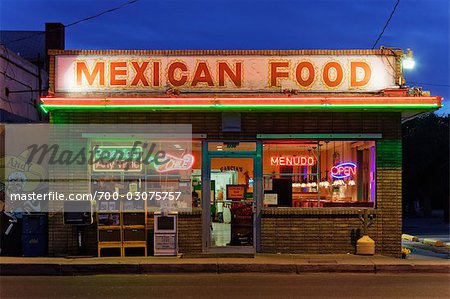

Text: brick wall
xmin=50 ymin=111 xmax=401 ymax=139
xmin=48 ymin=110 xmax=402 ymax=257
xmin=178 ymin=210 xmax=203 ymax=253
xmin=260 ymin=209 xmax=377 ymax=254
xmin=146 ymin=210 xmax=202 ymax=254
xmin=48 ymin=212 xmax=97 ymax=256
xmin=375 ymin=139 xmax=402 ymax=257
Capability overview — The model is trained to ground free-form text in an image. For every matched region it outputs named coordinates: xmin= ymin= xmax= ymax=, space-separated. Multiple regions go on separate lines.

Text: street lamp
xmin=402 ymin=48 xmax=415 ymax=70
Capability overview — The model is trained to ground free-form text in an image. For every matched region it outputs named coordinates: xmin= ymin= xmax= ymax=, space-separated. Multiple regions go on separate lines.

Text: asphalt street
xmin=1 ymin=273 xmax=449 ymax=299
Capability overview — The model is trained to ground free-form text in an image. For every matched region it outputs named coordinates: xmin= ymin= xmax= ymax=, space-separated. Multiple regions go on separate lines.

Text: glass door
xmin=209 ymin=157 xmax=255 ymax=249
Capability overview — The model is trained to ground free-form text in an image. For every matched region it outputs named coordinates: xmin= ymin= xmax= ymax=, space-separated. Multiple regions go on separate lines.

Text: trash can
xmin=22 ymin=213 xmax=47 ymax=257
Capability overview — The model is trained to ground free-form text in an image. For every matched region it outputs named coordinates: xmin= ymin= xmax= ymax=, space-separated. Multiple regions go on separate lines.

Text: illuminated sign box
xmin=55 ymin=54 xmax=397 ymax=94
xmin=42 ymin=50 xmax=442 ymax=111
xmin=226 ymin=185 xmax=246 ymax=200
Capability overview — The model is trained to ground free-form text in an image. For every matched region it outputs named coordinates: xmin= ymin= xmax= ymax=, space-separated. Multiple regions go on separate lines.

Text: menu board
xmin=264 ymin=193 xmax=278 ymax=206
xmin=226 ymin=184 xmax=245 ymax=200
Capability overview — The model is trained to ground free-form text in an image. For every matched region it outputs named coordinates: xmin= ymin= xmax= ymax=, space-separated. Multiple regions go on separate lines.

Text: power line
xmin=372 ymin=0 xmax=401 ymax=49
xmin=65 ymin=0 xmax=139 ymax=28
xmin=409 ymin=82 xmax=450 ymax=87
xmin=2 ymin=0 xmax=140 ymax=46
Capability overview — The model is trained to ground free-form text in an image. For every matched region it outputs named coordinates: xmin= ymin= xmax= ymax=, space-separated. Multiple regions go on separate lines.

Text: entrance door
xmin=209 ymin=157 xmax=255 ymax=249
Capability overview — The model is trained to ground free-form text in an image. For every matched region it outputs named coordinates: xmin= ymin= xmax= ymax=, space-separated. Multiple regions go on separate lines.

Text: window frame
xmin=261 ymin=138 xmax=378 ymax=209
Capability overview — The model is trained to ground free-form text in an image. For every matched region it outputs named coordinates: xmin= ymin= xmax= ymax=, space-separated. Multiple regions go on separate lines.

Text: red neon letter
xmin=350 ymin=61 xmax=371 ymax=87
xmin=76 ymin=61 xmax=104 ymax=85
xmin=131 ymin=61 xmax=149 ymax=86
xmin=153 ymin=61 xmax=160 ymax=87
xmin=295 ymin=61 xmax=315 ymax=87
xmin=110 ymin=62 xmax=127 ymax=86
xmin=191 ymin=62 xmax=214 ymax=86
xmin=270 ymin=62 xmax=289 ymax=87
xmin=323 ymin=62 xmax=343 ymax=88
xmin=168 ymin=62 xmax=188 ymax=87
xmin=218 ymin=62 xmax=242 ymax=87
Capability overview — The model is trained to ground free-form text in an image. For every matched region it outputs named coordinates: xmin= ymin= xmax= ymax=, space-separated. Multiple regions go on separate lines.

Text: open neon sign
xmin=330 ymin=162 xmax=357 ymax=179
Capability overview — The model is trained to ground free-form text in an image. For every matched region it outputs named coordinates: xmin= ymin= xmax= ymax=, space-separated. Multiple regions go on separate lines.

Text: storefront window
xmin=89 ymin=139 xmax=202 ymax=210
xmin=263 ymin=141 xmax=376 ymax=208
xmin=191 ymin=141 xmax=202 ymax=208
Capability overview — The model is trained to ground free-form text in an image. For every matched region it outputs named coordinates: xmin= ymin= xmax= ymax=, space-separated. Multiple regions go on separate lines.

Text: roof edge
xmin=47 ymin=49 xmax=400 ymax=56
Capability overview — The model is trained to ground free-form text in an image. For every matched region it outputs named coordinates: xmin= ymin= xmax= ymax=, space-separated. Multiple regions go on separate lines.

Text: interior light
xmin=332 ymin=179 xmax=345 ymax=187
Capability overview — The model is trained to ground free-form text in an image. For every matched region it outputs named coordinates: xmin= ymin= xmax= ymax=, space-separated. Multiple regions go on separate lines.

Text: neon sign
xmin=330 ymin=162 xmax=357 ymax=179
xmin=270 ymin=155 xmax=315 ymax=166
xmin=93 ymin=146 xmax=143 ymax=172
xmin=154 ymin=153 xmax=194 ymax=173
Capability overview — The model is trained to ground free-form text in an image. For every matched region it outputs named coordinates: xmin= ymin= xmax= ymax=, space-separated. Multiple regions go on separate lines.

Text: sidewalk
xmin=402 ymin=213 xmax=450 ymax=259
xmin=1 ymin=254 xmax=449 ymax=275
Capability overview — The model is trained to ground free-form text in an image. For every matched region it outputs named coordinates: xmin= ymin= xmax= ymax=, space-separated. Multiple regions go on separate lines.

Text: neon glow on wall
xmin=330 ymin=162 xmax=357 ymax=179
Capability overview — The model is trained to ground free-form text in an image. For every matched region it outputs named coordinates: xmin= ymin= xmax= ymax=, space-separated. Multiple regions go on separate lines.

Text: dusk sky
xmin=1 ymin=0 xmax=448 ymax=114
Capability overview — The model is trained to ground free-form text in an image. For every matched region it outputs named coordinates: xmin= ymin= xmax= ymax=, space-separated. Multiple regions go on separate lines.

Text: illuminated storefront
xmin=42 ymin=49 xmax=441 ymax=257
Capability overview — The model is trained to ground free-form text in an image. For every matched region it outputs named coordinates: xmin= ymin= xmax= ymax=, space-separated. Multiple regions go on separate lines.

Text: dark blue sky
xmin=2 ymin=0 xmax=448 ymax=114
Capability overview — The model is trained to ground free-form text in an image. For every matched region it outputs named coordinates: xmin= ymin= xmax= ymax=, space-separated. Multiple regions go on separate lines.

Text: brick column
xmin=376 ymin=139 xmax=402 ymax=257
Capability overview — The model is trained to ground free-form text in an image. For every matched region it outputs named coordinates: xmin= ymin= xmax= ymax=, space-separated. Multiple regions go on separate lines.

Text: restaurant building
xmin=40 ymin=49 xmax=441 ymax=258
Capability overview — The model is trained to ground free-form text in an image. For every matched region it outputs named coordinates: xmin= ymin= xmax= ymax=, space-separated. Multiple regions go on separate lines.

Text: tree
xmin=402 ymin=113 xmax=449 ymax=222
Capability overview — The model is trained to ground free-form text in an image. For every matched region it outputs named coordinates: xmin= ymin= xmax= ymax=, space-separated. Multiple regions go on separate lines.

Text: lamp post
xmin=402 ymin=48 xmax=415 ymax=70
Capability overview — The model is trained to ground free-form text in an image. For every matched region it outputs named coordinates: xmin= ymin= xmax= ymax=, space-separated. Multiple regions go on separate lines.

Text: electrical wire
xmin=2 ymin=0 xmax=140 ymax=47
xmin=372 ymin=0 xmax=401 ymax=49
xmin=65 ymin=0 xmax=139 ymax=28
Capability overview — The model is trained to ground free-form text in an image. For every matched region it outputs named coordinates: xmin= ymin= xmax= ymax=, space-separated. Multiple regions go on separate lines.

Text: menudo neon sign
xmin=270 ymin=155 xmax=316 ymax=166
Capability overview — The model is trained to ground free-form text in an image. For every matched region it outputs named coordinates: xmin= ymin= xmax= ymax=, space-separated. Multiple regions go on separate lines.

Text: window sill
xmin=261 ymin=207 xmax=376 ymax=216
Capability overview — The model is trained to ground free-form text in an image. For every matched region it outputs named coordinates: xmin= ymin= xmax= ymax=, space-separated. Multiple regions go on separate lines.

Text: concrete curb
xmin=0 ymin=264 xmax=62 ymax=276
xmin=1 ymin=263 xmax=449 ymax=276
xmin=374 ymin=264 xmax=450 ymax=273
xmin=402 ymin=234 xmax=419 ymax=242
xmin=402 ymin=234 xmax=448 ymax=248
xmin=141 ymin=264 xmax=218 ymax=274
xmin=218 ymin=263 xmax=297 ymax=274
xmin=422 ymin=238 xmax=446 ymax=247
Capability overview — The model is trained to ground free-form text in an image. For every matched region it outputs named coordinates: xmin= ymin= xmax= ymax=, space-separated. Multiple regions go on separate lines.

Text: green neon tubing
xmin=40 ymin=103 xmax=439 ymax=111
